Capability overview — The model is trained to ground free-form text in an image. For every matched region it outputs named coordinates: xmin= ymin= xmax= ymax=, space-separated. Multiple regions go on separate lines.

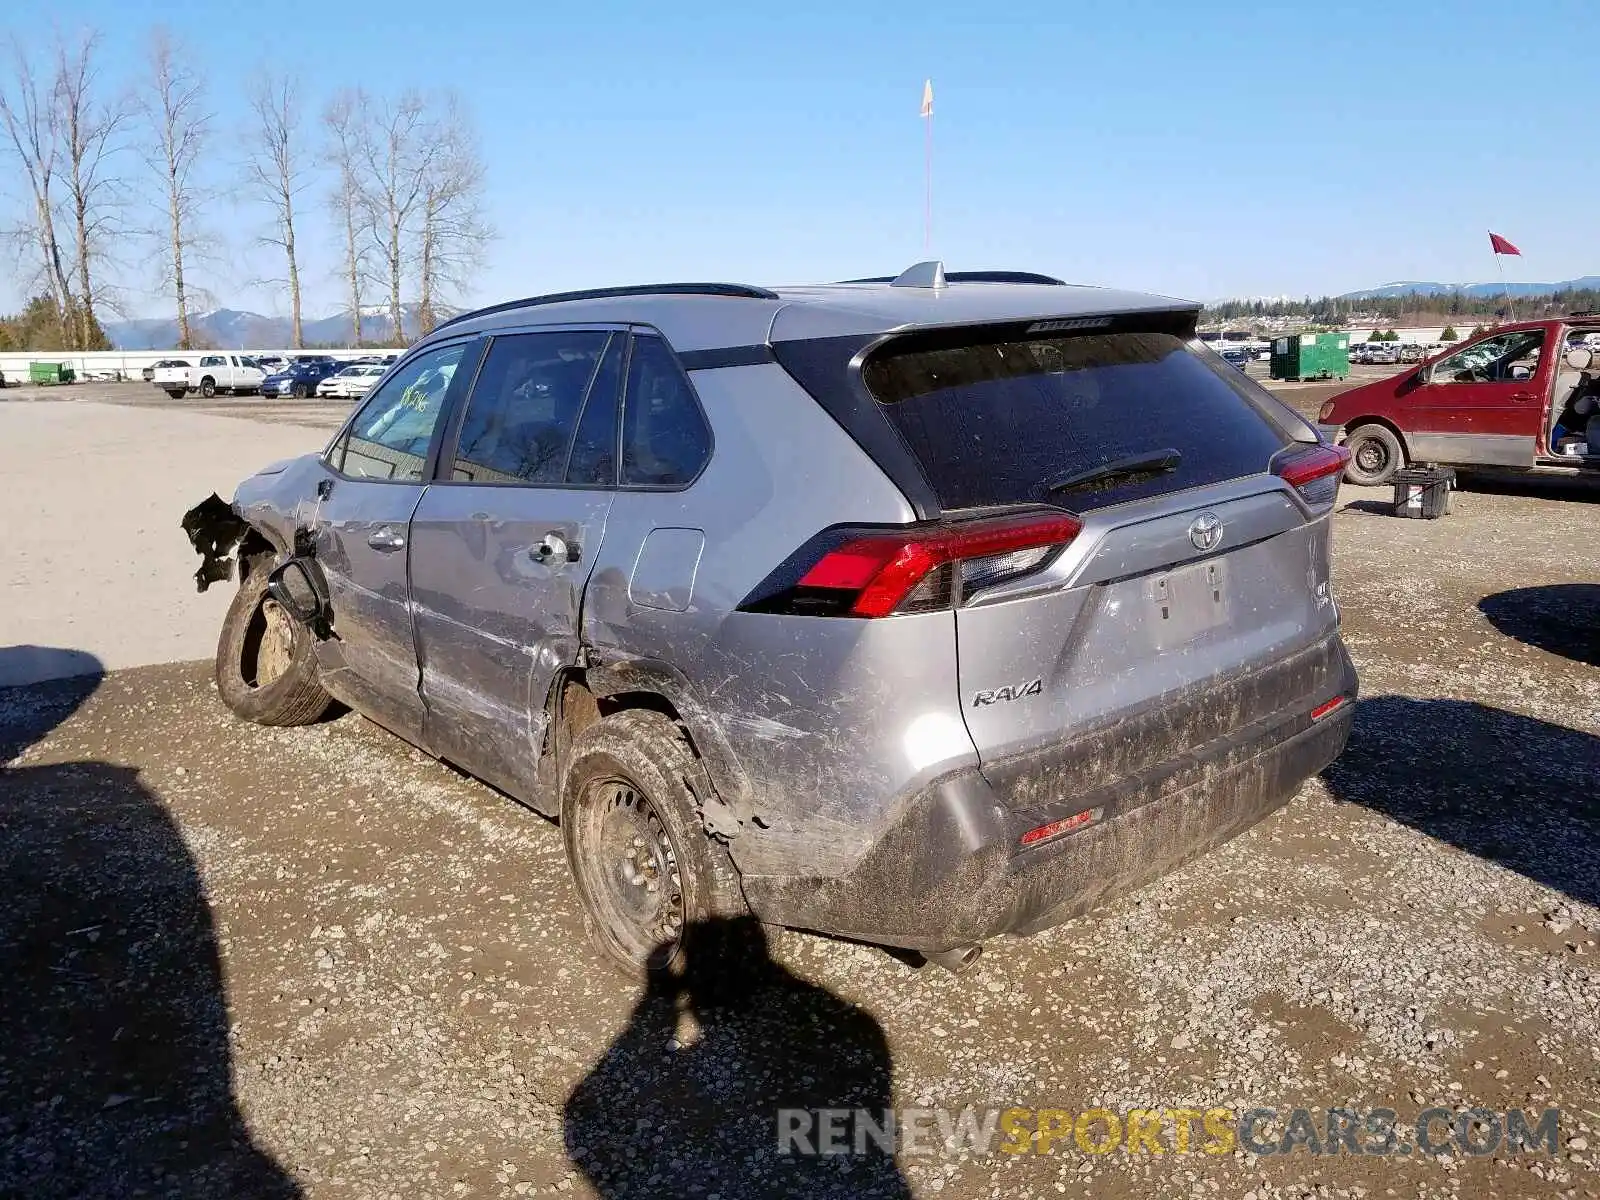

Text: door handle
xmin=367 ymin=527 xmax=406 ymax=552
xmin=533 ymin=531 xmax=579 ymax=563
xmin=1510 ymin=391 xmax=1535 ymax=402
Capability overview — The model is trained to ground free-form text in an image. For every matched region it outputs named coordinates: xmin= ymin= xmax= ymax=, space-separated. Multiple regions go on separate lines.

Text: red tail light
xmin=1020 ymin=806 xmax=1102 ymax=847
xmin=1311 ymin=695 xmax=1347 ymax=721
xmin=1274 ymin=443 xmax=1350 ymax=507
xmin=744 ymin=509 xmax=1083 ymax=618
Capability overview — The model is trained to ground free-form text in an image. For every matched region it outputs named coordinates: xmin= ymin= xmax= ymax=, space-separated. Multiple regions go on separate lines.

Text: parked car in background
xmin=1218 ymin=347 xmax=1251 ymax=372
xmin=185 ymin=263 xmax=1356 ymax=977
xmin=146 ymin=358 xmax=192 ymax=386
xmin=1398 ymin=344 xmax=1424 ymax=363
xmin=257 ymin=355 xmax=289 ymax=375
xmin=261 ymin=358 xmax=345 ymax=398
xmin=316 ymin=364 xmax=387 ymax=399
xmin=1320 ymin=316 xmax=1600 ymax=484
xmin=153 ymin=354 xmax=264 ymax=399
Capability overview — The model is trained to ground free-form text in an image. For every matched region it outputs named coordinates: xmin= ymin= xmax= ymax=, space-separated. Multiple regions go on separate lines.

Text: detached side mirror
xmin=266 ymin=558 xmax=331 ymax=636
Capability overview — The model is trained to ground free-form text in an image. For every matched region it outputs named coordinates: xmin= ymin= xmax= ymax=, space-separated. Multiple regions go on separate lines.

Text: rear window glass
xmin=862 ymin=331 xmax=1293 ymax=512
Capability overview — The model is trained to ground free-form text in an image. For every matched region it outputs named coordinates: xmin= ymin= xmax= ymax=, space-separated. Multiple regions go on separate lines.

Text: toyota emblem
xmin=1188 ymin=512 xmax=1224 ymax=552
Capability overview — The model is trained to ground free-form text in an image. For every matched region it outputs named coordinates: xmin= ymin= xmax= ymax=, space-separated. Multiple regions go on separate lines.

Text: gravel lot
xmin=1 ymin=385 xmax=1597 ymax=1199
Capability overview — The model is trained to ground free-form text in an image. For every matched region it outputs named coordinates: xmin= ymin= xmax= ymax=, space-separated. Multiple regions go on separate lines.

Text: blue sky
xmin=5 ymin=0 xmax=1597 ymax=319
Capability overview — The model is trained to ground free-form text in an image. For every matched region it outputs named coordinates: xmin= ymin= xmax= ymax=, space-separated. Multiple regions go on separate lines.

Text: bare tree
xmin=357 ymin=90 xmax=437 ymax=344
xmin=245 ymin=73 xmax=309 ymax=347
xmin=55 ymin=32 xmax=130 ymax=348
xmin=0 ymin=38 xmax=72 ymax=339
xmin=415 ymin=95 xmax=490 ymax=337
xmin=322 ymin=90 xmax=369 ymax=346
xmin=138 ymin=30 xmax=210 ymax=350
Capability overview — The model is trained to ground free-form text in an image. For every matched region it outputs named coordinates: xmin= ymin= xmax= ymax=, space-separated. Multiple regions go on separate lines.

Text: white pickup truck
xmin=152 ymin=354 xmax=265 ymax=399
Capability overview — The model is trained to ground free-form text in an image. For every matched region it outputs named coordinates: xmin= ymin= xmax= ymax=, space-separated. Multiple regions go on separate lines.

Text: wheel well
xmin=549 ymin=672 xmax=683 ymax=746
xmin=1343 ymin=416 xmax=1409 ymax=456
xmin=237 ymin=528 xmax=277 ymax=580
xmin=546 ymin=671 xmax=695 ymax=784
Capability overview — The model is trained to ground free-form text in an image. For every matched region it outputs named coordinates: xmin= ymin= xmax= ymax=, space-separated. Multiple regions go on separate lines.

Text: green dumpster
xmin=1269 ymin=334 xmax=1349 ymax=383
xmin=28 ymin=361 xmax=75 ymax=384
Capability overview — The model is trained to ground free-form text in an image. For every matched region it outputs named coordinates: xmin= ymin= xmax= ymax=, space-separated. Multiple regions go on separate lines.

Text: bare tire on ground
xmin=1344 ymin=423 xmax=1405 ymax=487
xmin=215 ymin=559 xmax=333 ymax=726
xmin=562 ymin=709 xmax=747 ymax=979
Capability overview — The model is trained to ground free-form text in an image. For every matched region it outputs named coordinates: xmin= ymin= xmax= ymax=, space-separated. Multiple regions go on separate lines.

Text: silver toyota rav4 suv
xmin=184 ymin=263 xmax=1357 ymax=975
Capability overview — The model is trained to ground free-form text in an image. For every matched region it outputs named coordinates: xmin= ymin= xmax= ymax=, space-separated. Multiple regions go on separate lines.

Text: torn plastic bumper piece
xmin=180 ymin=493 xmax=248 ymax=593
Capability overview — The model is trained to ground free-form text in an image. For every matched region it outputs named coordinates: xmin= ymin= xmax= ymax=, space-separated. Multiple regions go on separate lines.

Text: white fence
xmin=0 ymin=347 xmax=405 ymax=383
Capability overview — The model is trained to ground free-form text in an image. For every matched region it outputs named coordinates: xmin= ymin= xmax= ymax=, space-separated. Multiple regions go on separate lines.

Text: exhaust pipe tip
xmin=922 ymin=944 xmax=983 ymax=974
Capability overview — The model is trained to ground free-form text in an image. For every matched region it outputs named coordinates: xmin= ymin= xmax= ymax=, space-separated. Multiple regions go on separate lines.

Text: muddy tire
xmin=215 ymin=563 xmax=332 ymax=726
xmin=1344 ymin=423 xmax=1405 ymax=487
xmin=199 ymin=376 xmax=216 ymax=398
xmin=561 ymin=709 xmax=746 ymax=979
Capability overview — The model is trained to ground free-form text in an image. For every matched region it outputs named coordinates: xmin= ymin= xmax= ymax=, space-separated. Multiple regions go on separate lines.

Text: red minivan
xmin=1317 ymin=317 xmax=1600 ymax=485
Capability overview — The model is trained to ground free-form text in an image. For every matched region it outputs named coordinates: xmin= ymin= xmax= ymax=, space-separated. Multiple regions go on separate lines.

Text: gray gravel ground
xmin=1 ymin=383 xmax=1597 ymax=1199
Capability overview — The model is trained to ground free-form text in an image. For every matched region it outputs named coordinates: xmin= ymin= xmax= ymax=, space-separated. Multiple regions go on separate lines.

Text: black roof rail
xmin=834 ymin=269 xmax=1068 ymax=286
xmin=946 ymin=270 xmax=1067 ymax=285
xmin=432 ymin=282 xmax=780 ymax=334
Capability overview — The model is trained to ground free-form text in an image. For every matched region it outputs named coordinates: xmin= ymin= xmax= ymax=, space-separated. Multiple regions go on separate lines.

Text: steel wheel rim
xmin=1354 ymin=437 xmax=1388 ymax=475
xmin=582 ymin=778 xmax=685 ymax=964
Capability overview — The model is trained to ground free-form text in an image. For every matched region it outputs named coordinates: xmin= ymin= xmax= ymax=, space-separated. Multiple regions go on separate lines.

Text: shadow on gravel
xmin=1338 ymin=499 xmax=1397 ymax=517
xmin=1323 ymin=695 xmax=1600 ymax=911
xmin=565 ymin=915 xmax=909 ymax=1199
xmin=0 ymin=652 xmax=299 ymax=1199
xmin=1478 ymin=584 xmax=1600 ymax=669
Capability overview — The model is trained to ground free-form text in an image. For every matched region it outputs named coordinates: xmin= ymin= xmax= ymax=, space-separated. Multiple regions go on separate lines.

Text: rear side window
xmin=619 ymin=336 xmax=711 ymax=488
xmin=862 ymin=331 xmax=1293 ymax=512
xmin=450 ymin=330 xmax=617 ymax=485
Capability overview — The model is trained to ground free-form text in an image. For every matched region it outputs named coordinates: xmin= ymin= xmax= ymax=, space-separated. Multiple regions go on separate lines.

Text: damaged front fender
xmin=180 ymin=493 xmax=250 ymax=593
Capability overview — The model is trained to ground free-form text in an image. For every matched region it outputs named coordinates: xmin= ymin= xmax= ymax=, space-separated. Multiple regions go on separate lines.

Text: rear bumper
xmin=741 ymin=643 xmax=1358 ymax=953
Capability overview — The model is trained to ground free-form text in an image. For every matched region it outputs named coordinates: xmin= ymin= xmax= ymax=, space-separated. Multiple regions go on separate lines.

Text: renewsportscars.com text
xmin=777 ymin=1105 xmax=1562 ymax=1159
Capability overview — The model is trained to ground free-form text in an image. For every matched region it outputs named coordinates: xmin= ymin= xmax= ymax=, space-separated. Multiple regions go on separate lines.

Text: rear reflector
xmin=763 ymin=510 xmax=1083 ymax=618
xmin=1311 ymin=695 xmax=1347 ymax=721
xmin=1275 ymin=443 xmax=1351 ymax=507
xmin=1020 ymin=806 xmax=1102 ymax=847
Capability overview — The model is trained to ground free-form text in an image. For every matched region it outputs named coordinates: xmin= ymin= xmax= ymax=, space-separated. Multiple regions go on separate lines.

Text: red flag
xmin=1488 ymin=232 xmax=1521 ymax=256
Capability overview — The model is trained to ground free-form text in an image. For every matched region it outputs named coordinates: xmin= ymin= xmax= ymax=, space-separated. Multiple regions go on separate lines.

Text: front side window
xmin=1432 ymin=330 xmax=1545 ymax=384
xmin=619 ymin=336 xmax=711 ymax=488
xmin=450 ymin=330 xmax=618 ymax=485
xmin=331 ymin=342 xmax=467 ymax=481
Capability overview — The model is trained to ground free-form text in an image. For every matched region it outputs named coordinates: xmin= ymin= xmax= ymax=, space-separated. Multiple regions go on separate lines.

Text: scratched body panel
xmin=409 ymin=484 xmax=613 ymax=803
xmin=584 ymin=364 xmax=978 ymax=877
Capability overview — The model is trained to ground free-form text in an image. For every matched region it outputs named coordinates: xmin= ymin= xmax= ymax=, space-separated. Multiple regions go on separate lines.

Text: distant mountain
xmin=1340 ymin=277 xmax=1600 ymax=301
xmin=103 ymin=304 xmax=457 ymax=350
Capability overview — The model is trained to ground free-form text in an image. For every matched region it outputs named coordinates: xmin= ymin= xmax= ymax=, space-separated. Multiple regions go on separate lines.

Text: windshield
xmin=862 ymin=329 xmax=1300 ymax=513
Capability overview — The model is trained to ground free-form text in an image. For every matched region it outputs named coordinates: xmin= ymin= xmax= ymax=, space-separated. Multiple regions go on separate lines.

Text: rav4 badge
xmin=972 ymin=678 xmax=1044 ymax=707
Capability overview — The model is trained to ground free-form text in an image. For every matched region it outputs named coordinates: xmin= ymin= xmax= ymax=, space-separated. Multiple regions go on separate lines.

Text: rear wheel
xmin=561 ymin=710 xmax=746 ymax=978
xmin=1344 ymin=423 xmax=1405 ymax=486
xmin=215 ymin=561 xmax=332 ymax=726
xmin=165 ymin=389 xmax=186 ymax=399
